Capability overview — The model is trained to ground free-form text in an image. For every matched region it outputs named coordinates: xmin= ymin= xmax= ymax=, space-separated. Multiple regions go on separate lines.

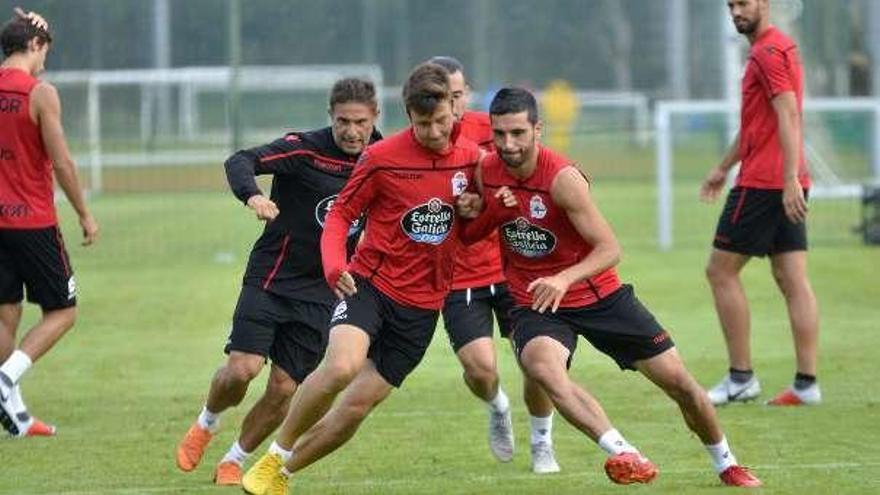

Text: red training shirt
xmin=321 ymin=124 xmax=481 ymax=310
xmin=738 ymin=26 xmax=810 ymax=189
xmin=478 ymin=146 xmax=621 ymax=308
xmin=0 ymin=68 xmax=56 ymax=228
xmin=452 ymin=111 xmax=505 ymax=290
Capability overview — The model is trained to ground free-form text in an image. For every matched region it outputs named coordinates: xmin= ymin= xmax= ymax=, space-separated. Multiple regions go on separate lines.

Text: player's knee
xmin=265 ymin=372 xmax=297 ymax=401
xmin=661 ymin=372 xmax=699 ymax=404
xmin=705 ymin=261 xmax=727 ymax=285
xmin=522 ymin=359 xmax=558 ymax=389
xmin=47 ymin=306 xmax=77 ymax=331
xmin=463 ymin=358 xmax=497 ymax=387
xmin=338 ymin=397 xmax=374 ymax=423
xmin=318 ymin=360 xmax=360 ymax=392
xmin=225 ymin=358 xmax=262 ymax=384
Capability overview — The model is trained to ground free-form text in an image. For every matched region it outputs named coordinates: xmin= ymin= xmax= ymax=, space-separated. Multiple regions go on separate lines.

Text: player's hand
xmin=13 ymin=7 xmax=49 ymax=31
xmin=246 ymin=194 xmax=279 ymax=221
xmin=495 ymin=186 xmax=517 ymax=208
xmin=700 ymin=166 xmax=728 ymax=203
xmin=334 ymin=271 xmax=357 ymax=299
xmin=79 ymin=213 xmax=99 ymax=246
xmin=456 ymin=192 xmax=483 ymax=219
xmin=527 ymin=273 xmax=572 ymax=314
xmin=783 ymin=178 xmax=807 ymax=223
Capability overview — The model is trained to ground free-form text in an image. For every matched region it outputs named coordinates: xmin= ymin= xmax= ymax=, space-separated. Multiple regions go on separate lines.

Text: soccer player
xmin=175 ymin=78 xmax=381 ymax=485
xmin=240 ymin=62 xmax=482 ymax=495
xmin=459 ymin=87 xmax=762 ymax=487
xmin=0 ymin=8 xmax=99 ymax=437
xmin=701 ymin=0 xmax=820 ymax=407
xmin=429 ymin=56 xmax=558 ymax=473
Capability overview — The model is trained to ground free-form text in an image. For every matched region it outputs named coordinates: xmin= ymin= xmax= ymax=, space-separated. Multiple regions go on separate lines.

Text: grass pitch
xmin=1 ymin=184 xmax=878 ymax=494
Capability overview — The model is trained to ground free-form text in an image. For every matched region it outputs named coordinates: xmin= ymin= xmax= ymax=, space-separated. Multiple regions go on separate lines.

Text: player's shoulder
xmin=288 ymin=126 xmax=334 ymax=151
xmin=478 ymin=152 xmax=507 ymax=182
xmin=461 ymin=110 xmax=491 ymax=127
xmin=752 ymin=27 xmax=798 ymax=61
xmin=355 ymin=127 xmax=410 ymax=166
xmin=539 ymin=145 xmax=574 ymax=169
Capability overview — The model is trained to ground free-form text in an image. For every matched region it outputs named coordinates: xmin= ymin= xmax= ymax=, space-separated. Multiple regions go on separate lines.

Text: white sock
xmin=530 ymin=413 xmax=553 ymax=445
xmin=705 ymin=436 xmax=738 ymax=473
xmin=221 ymin=440 xmax=251 ymax=465
xmin=597 ymin=428 xmax=639 ymax=456
xmin=280 ymin=466 xmax=292 ymax=478
xmin=0 ymin=350 xmax=32 ymax=384
xmin=488 ymin=388 xmax=510 ymax=412
xmin=10 ymin=385 xmax=27 ymax=413
xmin=269 ymin=440 xmax=293 ymax=463
xmin=197 ymin=405 xmax=220 ymax=432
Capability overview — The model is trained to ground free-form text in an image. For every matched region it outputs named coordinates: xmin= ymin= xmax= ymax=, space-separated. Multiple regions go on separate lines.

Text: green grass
xmin=1 ymin=187 xmax=879 ymax=494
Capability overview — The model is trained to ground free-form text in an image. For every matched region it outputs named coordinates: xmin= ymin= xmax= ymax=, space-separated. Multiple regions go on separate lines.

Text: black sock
xmin=729 ymin=367 xmax=754 ymax=384
xmin=794 ymin=372 xmax=816 ymax=391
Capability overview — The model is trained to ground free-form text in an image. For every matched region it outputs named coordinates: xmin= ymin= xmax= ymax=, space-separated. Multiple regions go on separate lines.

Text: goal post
xmin=46 ymin=65 xmax=384 ymax=194
xmin=655 ymin=97 xmax=880 ymax=250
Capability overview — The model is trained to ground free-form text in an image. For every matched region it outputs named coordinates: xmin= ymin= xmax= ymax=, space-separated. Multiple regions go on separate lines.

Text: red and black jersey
xmin=321 ymin=125 xmax=481 ymax=310
xmin=0 ymin=68 xmax=55 ymax=229
xmin=738 ymin=26 xmax=809 ymax=189
xmin=452 ymin=111 xmax=505 ymax=290
xmin=225 ymin=126 xmax=382 ymax=303
xmin=479 ymin=146 xmax=622 ymax=308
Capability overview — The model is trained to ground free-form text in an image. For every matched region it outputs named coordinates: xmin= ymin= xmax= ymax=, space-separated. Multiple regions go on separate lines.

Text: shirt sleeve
xmin=459 ymin=193 xmax=517 ymax=245
xmin=752 ymin=45 xmax=796 ymax=98
xmin=223 ymin=134 xmax=305 ymax=204
xmin=320 ymin=151 xmax=379 ymax=288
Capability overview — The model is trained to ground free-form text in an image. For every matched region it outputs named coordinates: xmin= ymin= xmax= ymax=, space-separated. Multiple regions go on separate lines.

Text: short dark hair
xmin=427 ymin=56 xmax=464 ymax=77
xmin=489 ymin=87 xmax=539 ymax=125
xmin=1 ymin=17 xmax=52 ymax=57
xmin=329 ymin=77 xmax=377 ymax=111
xmin=402 ymin=63 xmax=450 ymax=116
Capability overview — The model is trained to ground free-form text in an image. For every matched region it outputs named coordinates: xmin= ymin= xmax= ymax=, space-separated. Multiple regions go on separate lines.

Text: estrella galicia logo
xmin=451 ymin=171 xmax=468 ymax=196
xmin=316 ymin=195 xmax=362 ymax=237
xmin=501 ymin=216 xmax=557 ymax=258
xmin=400 ymin=197 xmax=454 ymax=245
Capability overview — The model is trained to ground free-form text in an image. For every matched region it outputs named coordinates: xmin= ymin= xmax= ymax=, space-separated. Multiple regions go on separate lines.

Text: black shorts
xmin=442 ymin=283 xmax=515 ymax=352
xmin=510 ymin=285 xmax=674 ymax=371
xmin=225 ymin=285 xmax=332 ymax=383
xmin=713 ymin=186 xmax=808 ymax=256
xmin=328 ymin=276 xmax=438 ymax=387
xmin=0 ymin=227 xmax=76 ymax=311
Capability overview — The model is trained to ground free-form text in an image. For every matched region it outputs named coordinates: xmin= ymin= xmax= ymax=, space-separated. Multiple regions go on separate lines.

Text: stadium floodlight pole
xmin=228 ymin=0 xmax=243 ymax=152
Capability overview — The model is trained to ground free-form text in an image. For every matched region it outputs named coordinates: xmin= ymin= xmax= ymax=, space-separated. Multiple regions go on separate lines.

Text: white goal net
xmin=46 ymin=65 xmax=383 ymax=193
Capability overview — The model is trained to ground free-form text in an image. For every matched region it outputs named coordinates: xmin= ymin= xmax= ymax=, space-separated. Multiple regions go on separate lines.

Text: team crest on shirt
xmin=500 ymin=216 xmax=557 ymax=258
xmin=316 ymin=195 xmax=363 ymax=237
xmin=451 ymin=171 xmax=468 ymax=196
xmin=400 ymin=197 xmax=454 ymax=245
xmin=529 ymin=195 xmax=548 ymax=219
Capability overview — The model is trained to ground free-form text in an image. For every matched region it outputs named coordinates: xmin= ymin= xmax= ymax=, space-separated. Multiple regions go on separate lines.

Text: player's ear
xmin=535 ymin=120 xmax=543 ymax=140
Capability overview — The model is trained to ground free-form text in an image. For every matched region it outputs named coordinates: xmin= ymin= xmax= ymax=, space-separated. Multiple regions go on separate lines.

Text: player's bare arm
xmin=527 ymin=166 xmax=620 ymax=313
xmin=32 ymin=82 xmax=99 ymax=246
xmin=700 ymin=133 xmax=740 ymax=203
xmin=772 ymin=91 xmax=807 ymax=223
